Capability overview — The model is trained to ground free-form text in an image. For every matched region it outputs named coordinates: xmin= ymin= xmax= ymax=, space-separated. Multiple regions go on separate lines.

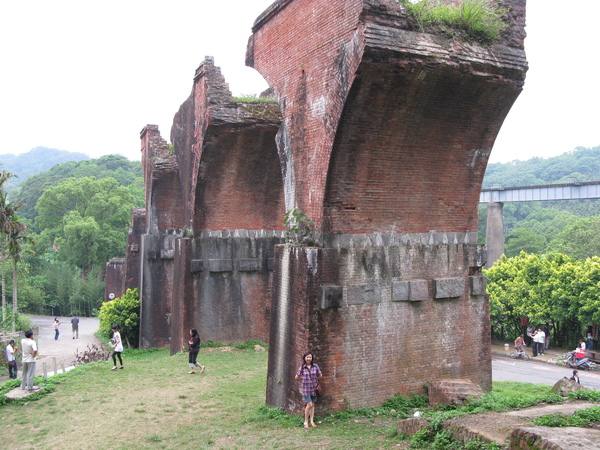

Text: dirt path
xmin=1 ymin=315 xmax=103 ymax=382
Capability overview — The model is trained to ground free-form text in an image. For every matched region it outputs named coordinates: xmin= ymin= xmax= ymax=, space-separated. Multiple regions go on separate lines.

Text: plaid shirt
xmin=296 ymin=363 xmax=322 ymax=397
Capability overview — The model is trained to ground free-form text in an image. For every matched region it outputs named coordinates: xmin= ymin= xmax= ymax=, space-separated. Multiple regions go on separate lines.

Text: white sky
xmin=1 ymin=0 xmax=598 ymax=164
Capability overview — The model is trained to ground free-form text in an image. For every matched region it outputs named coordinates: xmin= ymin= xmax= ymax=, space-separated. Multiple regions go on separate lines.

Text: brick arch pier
xmin=108 ymin=0 xmax=528 ymax=413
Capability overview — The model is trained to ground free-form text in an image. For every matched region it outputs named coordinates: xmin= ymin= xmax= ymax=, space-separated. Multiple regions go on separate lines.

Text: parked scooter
xmin=565 ymin=352 xmax=596 ymax=370
xmin=510 ymin=347 xmax=530 ymax=360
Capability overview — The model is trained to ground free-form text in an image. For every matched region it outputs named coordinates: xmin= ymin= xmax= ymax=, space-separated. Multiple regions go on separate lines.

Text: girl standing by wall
xmin=295 ymin=351 xmax=323 ymax=429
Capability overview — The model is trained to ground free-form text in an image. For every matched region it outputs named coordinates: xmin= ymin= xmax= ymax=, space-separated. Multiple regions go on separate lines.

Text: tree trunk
xmin=11 ymin=258 xmax=17 ymax=332
xmin=1 ymin=247 xmax=5 ymax=324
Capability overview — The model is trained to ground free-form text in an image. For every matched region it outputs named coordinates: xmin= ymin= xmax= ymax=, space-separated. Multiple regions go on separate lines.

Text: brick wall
xmin=105 ymin=259 xmax=124 ymax=302
xmin=268 ymin=238 xmax=491 ymax=413
xmin=136 ymin=58 xmax=285 ymax=349
xmin=252 ymin=0 xmax=525 ymax=412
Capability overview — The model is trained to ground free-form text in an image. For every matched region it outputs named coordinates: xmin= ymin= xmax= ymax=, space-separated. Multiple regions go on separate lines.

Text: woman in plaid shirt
xmin=295 ymin=351 xmax=323 ymax=428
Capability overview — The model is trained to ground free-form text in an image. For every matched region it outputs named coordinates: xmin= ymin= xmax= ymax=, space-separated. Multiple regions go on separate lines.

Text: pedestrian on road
xmin=109 ymin=324 xmax=124 ymax=370
xmin=53 ymin=317 xmax=61 ymax=340
xmin=295 ymin=351 xmax=323 ymax=429
xmin=20 ymin=330 xmax=39 ymax=391
xmin=5 ymin=339 xmax=18 ymax=379
xmin=187 ymin=328 xmax=205 ymax=374
xmin=71 ymin=316 xmax=80 ymax=339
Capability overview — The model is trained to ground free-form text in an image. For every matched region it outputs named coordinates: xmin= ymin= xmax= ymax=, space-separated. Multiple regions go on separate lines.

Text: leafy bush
xmin=534 ymin=406 xmax=600 ymax=428
xmin=98 ymin=288 xmax=139 ymax=348
xmin=568 ymin=389 xmax=600 ymax=402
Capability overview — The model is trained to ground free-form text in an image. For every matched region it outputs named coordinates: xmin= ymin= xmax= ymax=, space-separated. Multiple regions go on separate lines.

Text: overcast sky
xmin=1 ymin=0 xmax=598 ymax=164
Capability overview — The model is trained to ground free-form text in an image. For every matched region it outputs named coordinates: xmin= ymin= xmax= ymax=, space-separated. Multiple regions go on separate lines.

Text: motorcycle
xmin=565 ymin=352 xmax=596 ymax=370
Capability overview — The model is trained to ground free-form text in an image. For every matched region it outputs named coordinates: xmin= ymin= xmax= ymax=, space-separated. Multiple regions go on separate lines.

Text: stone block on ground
xmin=428 ymin=379 xmax=485 ymax=406
xmin=550 ymin=377 xmax=588 ymax=396
xmin=509 ymin=426 xmax=600 ymax=450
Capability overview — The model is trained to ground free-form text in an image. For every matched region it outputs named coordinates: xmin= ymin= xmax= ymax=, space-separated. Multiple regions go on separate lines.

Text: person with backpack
xmin=5 ymin=339 xmax=18 ymax=379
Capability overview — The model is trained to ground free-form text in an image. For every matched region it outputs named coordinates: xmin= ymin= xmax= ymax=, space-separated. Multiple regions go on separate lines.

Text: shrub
xmin=98 ymin=288 xmax=139 ymax=348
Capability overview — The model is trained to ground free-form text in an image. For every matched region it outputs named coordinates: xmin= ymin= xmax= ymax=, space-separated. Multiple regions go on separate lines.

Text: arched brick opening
xmin=323 ymin=59 xmax=520 ymax=235
xmin=194 ymin=127 xmax=285 ymax=231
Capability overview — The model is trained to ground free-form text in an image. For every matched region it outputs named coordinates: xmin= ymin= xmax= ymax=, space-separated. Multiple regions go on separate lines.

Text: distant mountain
xmin=0 ymin=146 xmax=90 ymax=192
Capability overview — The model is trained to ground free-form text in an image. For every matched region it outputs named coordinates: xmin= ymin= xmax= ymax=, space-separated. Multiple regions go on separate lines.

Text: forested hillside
xmin=0 ymin=147 xmax=89 ymax=193
xmin=479 ymin=145 xmax=600 ymax=257
xmin=0 ymin=154 xmax=143 ymax=321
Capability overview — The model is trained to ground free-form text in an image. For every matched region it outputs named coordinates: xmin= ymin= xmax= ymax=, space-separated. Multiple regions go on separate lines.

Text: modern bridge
xmin=480 ymin=181 xmax=600 ymax=267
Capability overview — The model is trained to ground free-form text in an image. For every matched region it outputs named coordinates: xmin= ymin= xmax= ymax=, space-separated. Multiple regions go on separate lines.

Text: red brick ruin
xmin=107 ymin=0 xmax=527 ymax=413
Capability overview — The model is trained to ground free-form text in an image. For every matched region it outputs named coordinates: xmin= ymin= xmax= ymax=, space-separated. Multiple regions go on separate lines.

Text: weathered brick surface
xmin=397 ymin=418 xmax=429 ymax=436
xmin=268 ymin=240 xmax=491 ymax=413
xmin=104 ymin=259 xmax=124 ymax=302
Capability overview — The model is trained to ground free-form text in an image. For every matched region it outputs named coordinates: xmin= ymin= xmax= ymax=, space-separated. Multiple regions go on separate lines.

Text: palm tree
xmin=7 ymin=225 xmax=35 ymax=331
xmin=0 ymin=170 xmax=25 ymax=326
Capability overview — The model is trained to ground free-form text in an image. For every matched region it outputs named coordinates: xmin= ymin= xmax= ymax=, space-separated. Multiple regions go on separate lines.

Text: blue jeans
xmin=8 ymin=360 xmax=18 ymax=379
xmin=55 ymin=328 xmax=59 ymax=340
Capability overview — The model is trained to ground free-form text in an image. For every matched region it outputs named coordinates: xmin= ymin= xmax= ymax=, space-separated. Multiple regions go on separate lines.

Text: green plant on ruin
xmin=283 ymin=208 xmax=316 ymax=245
xmin=233 ymin=93 xmax=277 ymax=103
xmin=400 ymin=0 xmax=508 ymax=45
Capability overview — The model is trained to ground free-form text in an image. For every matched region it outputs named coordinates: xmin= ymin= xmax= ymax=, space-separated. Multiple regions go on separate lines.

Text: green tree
xmin=35 ymin=176 xmax=134 ymax=280
xmin=504 ymin=228 xmax=546 ymax=257
xmin=485 ymin=252 xmax=589 ymax=347
xmin=98 ymin=288 xmax=140 ymax=348
xmin=547 ymin=216 xmax=600 ymax=260
xmin=1 ymin=170 xmax=29 ymax=328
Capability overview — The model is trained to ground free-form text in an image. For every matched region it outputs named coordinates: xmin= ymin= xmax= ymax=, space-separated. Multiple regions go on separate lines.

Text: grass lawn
xmin=1 ymin=347 xmax=405 ymax=449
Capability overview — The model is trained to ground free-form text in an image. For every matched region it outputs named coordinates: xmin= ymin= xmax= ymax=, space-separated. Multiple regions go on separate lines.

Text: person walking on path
xmin=53 ymin=317 xmax=61 ymax=340
xmin=71 ymin=316 xmax=80 ymax=339
xmin=187 ymin=328 xmax=205 ymax=374
xmin=20 ymin=330 xmax=39 ymax=391
xmin=109 ymin=324 xmax=124 ymax=370
xmin=295 ymin=351 xmax=323 ymax=429
xmin=5 ymin=339 xmax=18 ymax=379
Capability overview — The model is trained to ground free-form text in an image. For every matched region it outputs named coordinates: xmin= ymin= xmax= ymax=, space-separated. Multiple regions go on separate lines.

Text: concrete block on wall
xmin=391 ymin=281 xmax=410 ymax=301
xmin=434 ymin=278 xmax=465 ymax=299
xmin=190 ymin=259 xmax=203 ymax=273
xmin=208 ymin=259 xmax=233 ymax=272
xmin=392 ymin=279 xmax=428 ymax=302
xmin=236 ymin=258 xmax=261 ymax=272
xmin=470 ymin=276 xmax=487 ymax=296
xmin=318 ymin=285 xmax=343 ymax=309
xmin=346 ymin=284 xmax=382 ymax=305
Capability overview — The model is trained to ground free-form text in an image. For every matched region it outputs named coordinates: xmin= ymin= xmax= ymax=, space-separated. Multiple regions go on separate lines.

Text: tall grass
xmin=402 ymin=0 xmax=508 ymax=44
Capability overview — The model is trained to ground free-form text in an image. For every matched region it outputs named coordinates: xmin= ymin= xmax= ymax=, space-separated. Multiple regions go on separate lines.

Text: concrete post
xmin=485 ymin=202 xmax=504 ymax=268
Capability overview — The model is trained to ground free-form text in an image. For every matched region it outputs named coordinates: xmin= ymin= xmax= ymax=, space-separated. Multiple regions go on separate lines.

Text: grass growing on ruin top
xmin=234 ymin=93 xmax=277 ymax=103
xmin=400 ymin=0 xmax=508 ymax=45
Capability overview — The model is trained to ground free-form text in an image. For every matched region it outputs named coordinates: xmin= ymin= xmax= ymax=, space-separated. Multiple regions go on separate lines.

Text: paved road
xmin=32 ymin=315 xmax=103 ymax=368
xmin=1 ymin=315 xmax=103 ymax=382
xmin=493 ymin=356 xmax=600 ymax=390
